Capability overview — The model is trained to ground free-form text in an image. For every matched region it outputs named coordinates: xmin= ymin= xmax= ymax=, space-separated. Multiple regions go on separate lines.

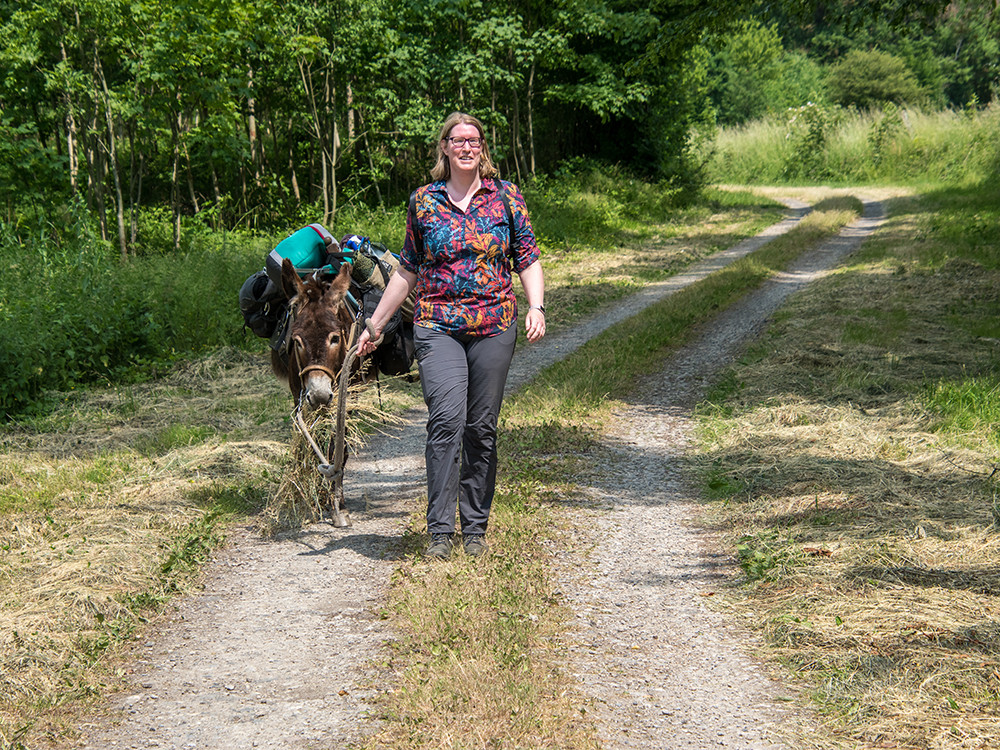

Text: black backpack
xmin=239 ymin=270 xmax=286 ymax=341
xmin=360 ymin=286 xmax=414 ymax=377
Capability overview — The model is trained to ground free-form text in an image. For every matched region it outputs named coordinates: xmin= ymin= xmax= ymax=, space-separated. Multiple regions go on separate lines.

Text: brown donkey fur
xmin=271 ymin=258 xmax=357 ymax=411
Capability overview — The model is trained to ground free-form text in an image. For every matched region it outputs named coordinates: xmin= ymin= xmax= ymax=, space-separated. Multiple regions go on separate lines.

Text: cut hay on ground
xmin=692 ymin=190 xmax=1000 ymax=749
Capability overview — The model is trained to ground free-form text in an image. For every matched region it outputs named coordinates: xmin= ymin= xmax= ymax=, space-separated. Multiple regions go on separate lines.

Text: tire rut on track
xmin=559 ymin=198 xmax=886 ymax=749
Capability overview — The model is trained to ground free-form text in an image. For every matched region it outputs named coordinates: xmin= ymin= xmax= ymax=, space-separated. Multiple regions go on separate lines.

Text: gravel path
xmin=74 ymin=197 xmax=884 ymax=750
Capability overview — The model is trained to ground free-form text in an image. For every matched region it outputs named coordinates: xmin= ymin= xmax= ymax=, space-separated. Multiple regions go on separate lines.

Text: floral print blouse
xmin=399 ymin=177 xmax=540 ymax=337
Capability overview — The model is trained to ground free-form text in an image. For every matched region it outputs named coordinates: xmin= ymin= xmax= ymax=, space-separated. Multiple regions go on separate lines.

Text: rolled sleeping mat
xmin=341 ymin=235 xmax=414 ymax=322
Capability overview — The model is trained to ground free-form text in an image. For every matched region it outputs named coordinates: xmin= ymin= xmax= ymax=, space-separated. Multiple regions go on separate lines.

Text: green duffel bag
xmin=265 ymin=223 xmax=336 ymax=287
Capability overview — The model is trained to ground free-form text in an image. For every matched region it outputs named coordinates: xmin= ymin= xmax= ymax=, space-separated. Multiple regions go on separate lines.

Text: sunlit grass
xmin=707 ymin=103 xmax=1000 ymax=186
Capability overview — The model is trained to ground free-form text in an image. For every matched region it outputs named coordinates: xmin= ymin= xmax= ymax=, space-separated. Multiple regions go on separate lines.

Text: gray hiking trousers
xmin=414 ymin=323 xmax=517 ymax=537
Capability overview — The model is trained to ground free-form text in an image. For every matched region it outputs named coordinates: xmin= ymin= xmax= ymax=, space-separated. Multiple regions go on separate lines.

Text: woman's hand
xmin=518 ymin=260 xmax=545 ymax=344
xmin=525 ymin=307 xmax=546 ymax=343
xmin=356 ymin=267 xmax=416 ymax=357
xmin=357 ymin=325 xmax=381 ymax=356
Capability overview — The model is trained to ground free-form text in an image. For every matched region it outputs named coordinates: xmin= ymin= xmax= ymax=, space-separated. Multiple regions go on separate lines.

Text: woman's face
xmin=444 ymin=123 xmax=483 ymax=179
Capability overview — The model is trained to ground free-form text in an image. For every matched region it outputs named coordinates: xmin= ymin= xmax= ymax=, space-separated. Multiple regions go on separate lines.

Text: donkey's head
xmin=280 ymin=258 xmax=355 ymax=410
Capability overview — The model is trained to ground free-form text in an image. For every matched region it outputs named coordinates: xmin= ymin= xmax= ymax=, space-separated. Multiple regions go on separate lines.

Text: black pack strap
xmin=409 ymin=190 xmax=422 ymax=257
xmin=495 ymin=180 xmax=517 ymax=259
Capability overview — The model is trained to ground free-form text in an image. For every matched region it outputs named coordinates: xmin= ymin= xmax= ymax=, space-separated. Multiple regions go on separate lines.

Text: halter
xmin=299 ymin=363 xmax=338 ymax=381
xmin=288 ymin=273 xmax=354 ymax=384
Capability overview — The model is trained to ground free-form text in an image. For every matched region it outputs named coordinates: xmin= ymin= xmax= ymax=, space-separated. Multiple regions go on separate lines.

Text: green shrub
xmin=784 ymin=102 xmax=836 ymax=180
xmin=708 ymin=19 xmax=828 ymax=126
xmin=827 ymin=49 xmax=926 ymax=110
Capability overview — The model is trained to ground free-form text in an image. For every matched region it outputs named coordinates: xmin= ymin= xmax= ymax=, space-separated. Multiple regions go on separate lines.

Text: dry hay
xmin=0 ymin=346 xmax=288 ymax=460
xmin=262 ymin=378 xmax=407 ymax=532
xmin=0 ymin=342 xmax=425 ymax=743
xmin=0 ymin=347 xmax=295 ymax=743
xmin=697 ymin=395 xmax=1000 ymax=748
xmin=0 ymin=442 xmax=265 ymax=742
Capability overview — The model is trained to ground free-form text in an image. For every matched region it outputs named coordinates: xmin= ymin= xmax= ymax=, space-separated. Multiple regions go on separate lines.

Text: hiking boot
xmin=463 ymin=534 xmax=489 ymax=558
xmin=425 ymin=533 xmax=455 ymax=560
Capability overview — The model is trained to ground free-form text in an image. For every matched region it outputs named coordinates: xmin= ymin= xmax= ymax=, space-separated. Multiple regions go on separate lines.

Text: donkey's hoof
xmin=332 ymin=512 xmax=352 ymax=528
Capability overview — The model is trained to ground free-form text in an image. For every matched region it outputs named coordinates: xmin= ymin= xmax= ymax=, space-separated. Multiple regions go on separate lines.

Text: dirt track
xmin=75 ymin=194 xmax=886 ymax=749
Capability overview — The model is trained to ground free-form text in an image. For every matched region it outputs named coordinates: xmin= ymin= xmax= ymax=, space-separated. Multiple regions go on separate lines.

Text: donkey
xmin=271 ymin=257 xmax=358 ymax=410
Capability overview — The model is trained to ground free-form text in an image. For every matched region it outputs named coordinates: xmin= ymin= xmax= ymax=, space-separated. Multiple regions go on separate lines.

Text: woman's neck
xmin=446 ymin=172 xmax=481 ymax=210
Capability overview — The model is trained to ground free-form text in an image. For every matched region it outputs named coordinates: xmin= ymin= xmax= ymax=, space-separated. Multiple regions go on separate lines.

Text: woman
xmin=357 ymin=111 xmax=546 ymax=560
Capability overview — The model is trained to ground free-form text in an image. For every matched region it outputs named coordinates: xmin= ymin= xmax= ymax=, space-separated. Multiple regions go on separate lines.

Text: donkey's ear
xmin=280 ymin=257 xmax=305 ymax=299
xmin=324 ymin=263 xmax=352 ymax=306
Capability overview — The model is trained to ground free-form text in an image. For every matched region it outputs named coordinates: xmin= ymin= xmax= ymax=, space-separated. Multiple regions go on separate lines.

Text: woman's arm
xmin=518 ymin=260 xmax=545 ymax=343
xmin=357 ymin=267 xmax=418 ymax=356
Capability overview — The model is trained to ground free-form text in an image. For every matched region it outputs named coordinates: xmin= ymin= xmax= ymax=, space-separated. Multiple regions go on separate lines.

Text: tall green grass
xmin=705 ymin=103 xmax=1000 ymax=185
xmin=0 ymin=221 xmax=272 ymax=416
xmin=0 ymin=199 xmax=410 ymax=417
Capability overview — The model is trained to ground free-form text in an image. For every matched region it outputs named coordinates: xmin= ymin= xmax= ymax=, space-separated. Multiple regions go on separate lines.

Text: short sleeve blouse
xmin=399 ymin=177 xmax=540 ymax=337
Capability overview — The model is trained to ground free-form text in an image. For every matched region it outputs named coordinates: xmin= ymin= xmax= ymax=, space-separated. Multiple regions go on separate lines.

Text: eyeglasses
xmin=444 ymin=136 xmax=483 ymax=149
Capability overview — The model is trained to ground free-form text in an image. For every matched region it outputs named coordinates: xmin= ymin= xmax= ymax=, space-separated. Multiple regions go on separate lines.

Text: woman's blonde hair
xmin=430 ymin=111 xmax=499 ymax=181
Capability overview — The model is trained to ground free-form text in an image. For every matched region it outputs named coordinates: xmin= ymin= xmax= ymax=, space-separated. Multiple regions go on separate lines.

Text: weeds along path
xmin=75 ymin=196 xmax=881 ymax=750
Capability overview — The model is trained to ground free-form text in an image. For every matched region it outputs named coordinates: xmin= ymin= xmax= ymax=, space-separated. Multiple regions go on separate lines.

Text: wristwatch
xmin=529 ymin=305 xmax=546 ymax=314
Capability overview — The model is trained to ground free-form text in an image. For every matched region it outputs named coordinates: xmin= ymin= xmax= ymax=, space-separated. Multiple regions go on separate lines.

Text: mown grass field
xmin=690 ymin=180 xmax=1000 ymax=749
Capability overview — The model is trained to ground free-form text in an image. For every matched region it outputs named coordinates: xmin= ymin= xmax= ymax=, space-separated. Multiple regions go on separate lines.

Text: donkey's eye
xmin=328 ymin=333 xmax=340 ymax=347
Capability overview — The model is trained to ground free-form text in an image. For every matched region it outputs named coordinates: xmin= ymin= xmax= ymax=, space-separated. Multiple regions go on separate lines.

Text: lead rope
xmin=290 ymin=315 xmax=383 ymax=527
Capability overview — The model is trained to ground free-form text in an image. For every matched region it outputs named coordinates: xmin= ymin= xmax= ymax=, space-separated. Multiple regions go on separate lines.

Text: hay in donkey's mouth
xmin=263 ymin=379 xmax=406 ymax=532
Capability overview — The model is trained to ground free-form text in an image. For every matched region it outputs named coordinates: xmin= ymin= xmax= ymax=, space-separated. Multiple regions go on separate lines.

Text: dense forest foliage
xmin=3 ymin=0 xmax=991 ymax=252
xmin=706 ymin=1 xmax=998 ymax=126
xmin=0 ymin=0 xmax=743 ymax=251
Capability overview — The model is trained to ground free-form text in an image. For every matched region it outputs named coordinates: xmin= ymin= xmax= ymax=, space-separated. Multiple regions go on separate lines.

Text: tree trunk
xmin=86 ymin=110 xmax=109 ymax=242
xmin=186 ymin=154 xmax=200 ymax=213
xmin=60 ymin=41 xmax=79 ymax=193
xmin=288 ymin=117 xmax=301 ymax=202
xmin=361 ymin=121 xmax=383 ymax=206
xmin=181 ymin=119 xmax=200 ymax=215
xmin=248 ymin=64 xmax=261 ymax=185
xmin=347 ymin=82 xmax=355 ymax=144
xmin=527 ymin=61 xmax=537 ymax=175
xmin=171 ymin=110 xmax=182 ymax=251
xmin=199 ymin=106 xmax=223 ymax=207
xmin=267 ymin=111 xmax=280 ymax=191
xmin=94 ymin=44 xmax=128 ymax=260
xmin=510 ymin=70 xmax=526 ymax=184
xmin=325 ymin=61 xmax=338 ymax=222
xmin=299 ymin=57 xmax=337 ymax=223
xmin=127 ymin=121 xmax=143 ymax=248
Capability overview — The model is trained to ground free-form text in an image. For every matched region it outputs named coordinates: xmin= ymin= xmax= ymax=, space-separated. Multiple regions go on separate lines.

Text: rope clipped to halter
xmin=290 ymin=318 xmax=368 ymax=466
